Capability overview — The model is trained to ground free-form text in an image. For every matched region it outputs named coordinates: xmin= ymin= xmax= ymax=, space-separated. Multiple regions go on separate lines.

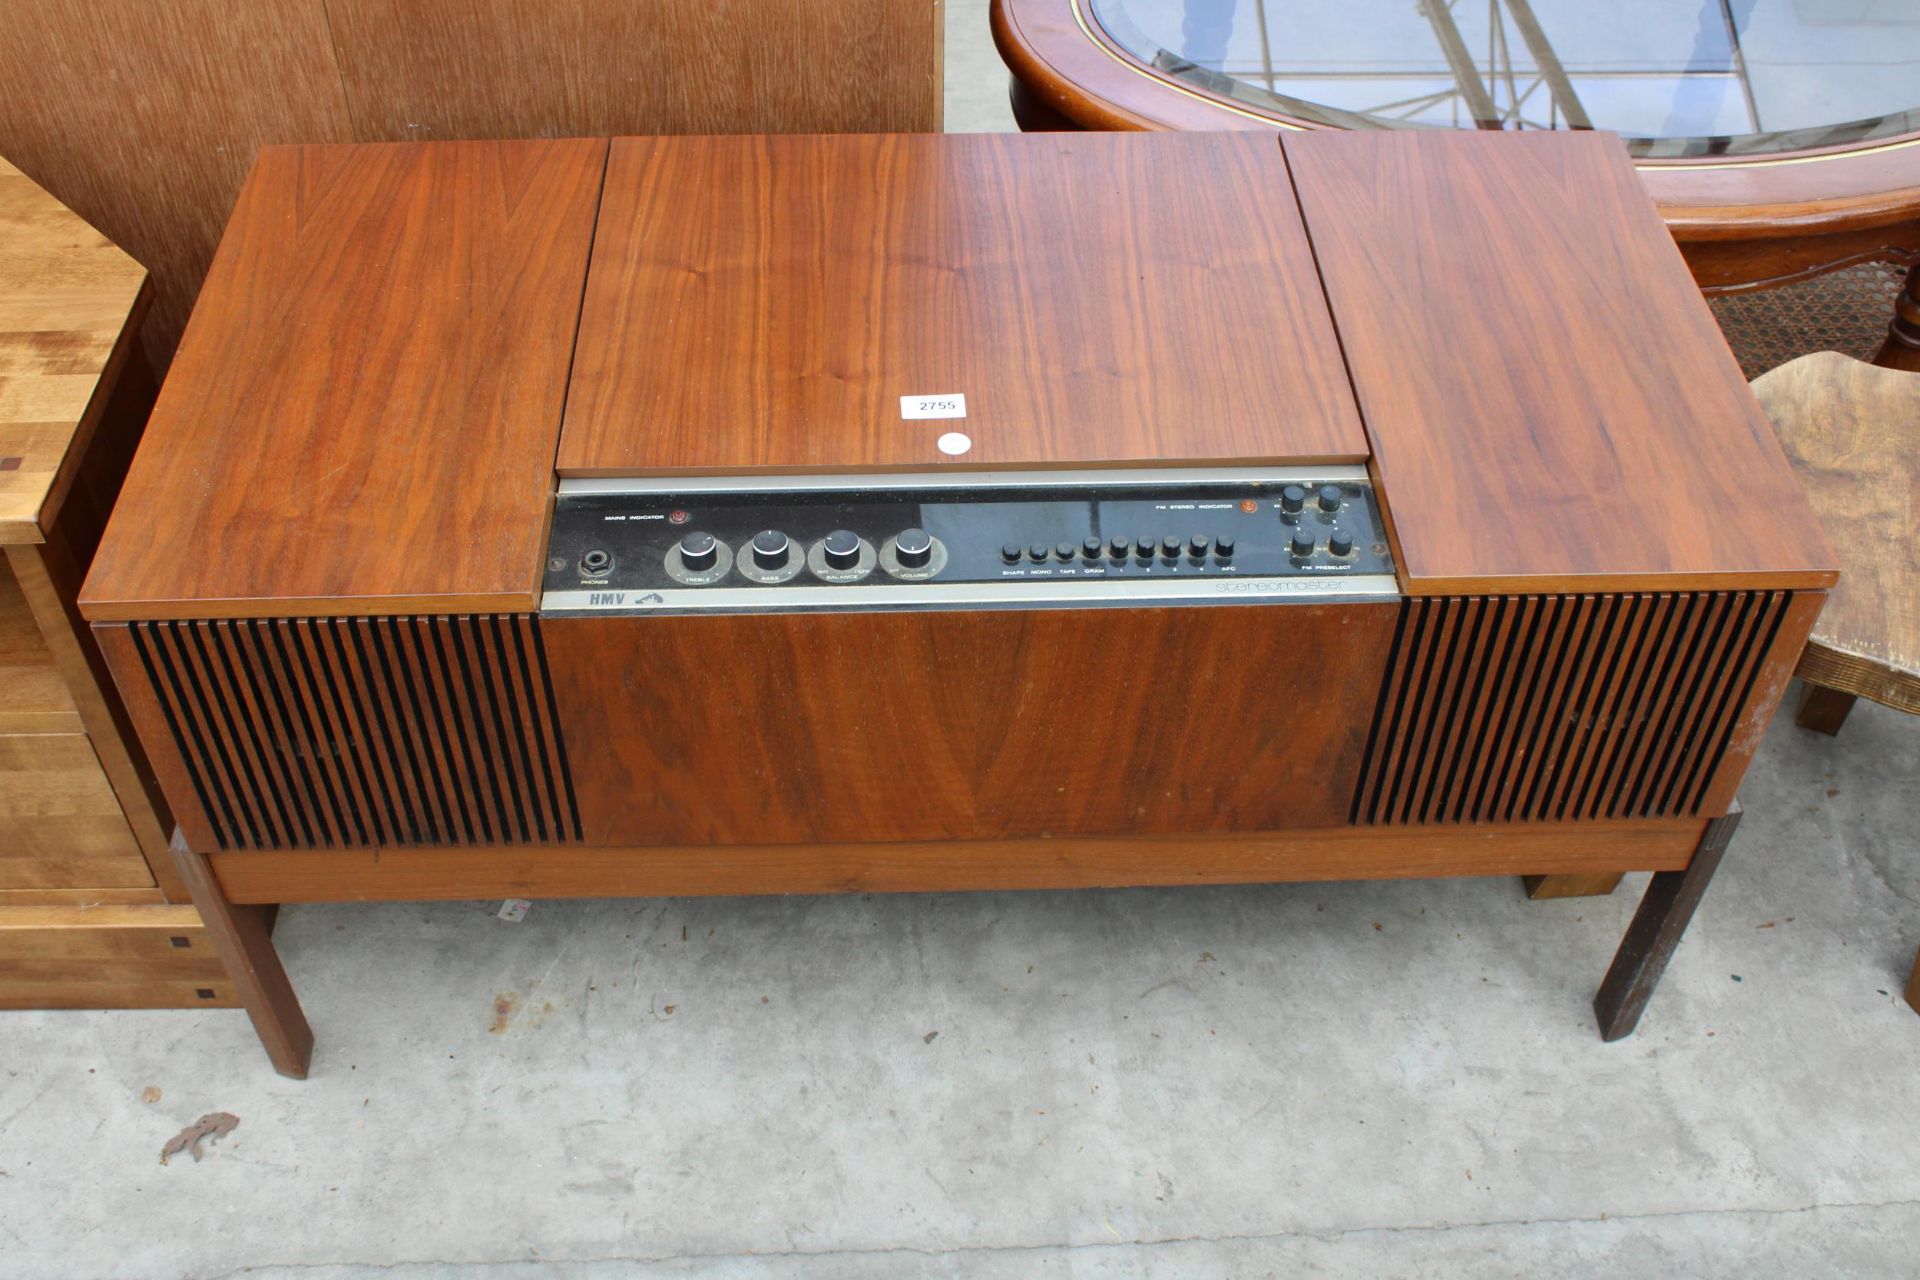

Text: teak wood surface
xmin=560 ymin=132 xmax=1367 ymax=475
xmin=79 ymin=140 xmax=607 ymax=623
xmin=0 ymin=0 xmax=942 ymax=367
xmin=1753 ymin=353 xmax=1920 ymax=715
xmin=545 ymin=603 xmax=1396 ymax=846
xmin=1284 ymin=131 xmax=1840 ymax=597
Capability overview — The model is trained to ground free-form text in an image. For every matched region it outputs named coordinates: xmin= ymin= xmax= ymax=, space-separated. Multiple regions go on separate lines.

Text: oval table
xmin=994 ymin=0 xmax=1920 ymax=369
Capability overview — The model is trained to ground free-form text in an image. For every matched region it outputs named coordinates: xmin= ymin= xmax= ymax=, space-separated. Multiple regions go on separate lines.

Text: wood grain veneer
xmin=560 ymin=132 xmax=1366 ymax=475
xmin=1282 ymin=130 xmax=1840 ymax=597
xmin=78 ymin=140 xmax=607 ymax=623
xmin=545 ymin=603 xmax=1396 ymax=847
xmin=208 ymin=817 xmax=1705 ymax=904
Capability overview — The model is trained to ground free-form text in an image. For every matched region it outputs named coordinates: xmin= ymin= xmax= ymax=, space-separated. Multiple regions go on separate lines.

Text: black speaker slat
xmin=1354 ymin=592 xmax=1785 ymax=826
xmin=130 ymin=616 xmax=578 ymax=851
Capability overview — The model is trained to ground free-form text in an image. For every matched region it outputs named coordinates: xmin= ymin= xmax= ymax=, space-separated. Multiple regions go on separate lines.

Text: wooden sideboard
xmin=0 ymin=157 xmax=233 ymax=1009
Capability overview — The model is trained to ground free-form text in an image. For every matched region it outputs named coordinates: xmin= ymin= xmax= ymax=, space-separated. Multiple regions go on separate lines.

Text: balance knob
xmin=751 ymin=530 xmax=790 ymax=570
xmin=1317 ymin=484 xmax=1343 ymax=513
xmin=1291 ymin=528 xmax=1318 ymax=558
xmin=1280 ymin=484 xmax=1307 ymax=513
xmin=896 ymin=528 xmax=933 ymax=569
xmin=822 ymin=529 xmax=861 ymax=570
xmin=678 ymin=531 xmax=718 ymax=571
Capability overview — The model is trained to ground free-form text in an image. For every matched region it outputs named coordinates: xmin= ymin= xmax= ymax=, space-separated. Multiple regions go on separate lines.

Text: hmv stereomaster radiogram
xmin=78 ymin=130 xmax=1835 ymax=1076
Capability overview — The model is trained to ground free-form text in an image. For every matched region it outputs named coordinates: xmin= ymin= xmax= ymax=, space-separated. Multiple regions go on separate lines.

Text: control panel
xmin=541 ymin=467 xmax=1398 ymax=614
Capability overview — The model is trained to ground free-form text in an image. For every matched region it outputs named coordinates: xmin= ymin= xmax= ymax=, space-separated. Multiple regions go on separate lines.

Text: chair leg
xmin=1594 ymin=806 xmax=1741 ymax=1041
xmin=1874 ymin=259 xmax=1920 ymax=373
xmin=1795 ymin=685 xmax=1857 ymax=736
xmin=168 ymin=830 xmax=313 ymax=1078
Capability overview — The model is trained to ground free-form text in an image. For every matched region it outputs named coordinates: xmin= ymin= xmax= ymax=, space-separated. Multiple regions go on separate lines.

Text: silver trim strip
xmin=558 ymin=465 xmax=1372 ymax=496
xmin=542 ymin=573 xmax=1400 ymax=613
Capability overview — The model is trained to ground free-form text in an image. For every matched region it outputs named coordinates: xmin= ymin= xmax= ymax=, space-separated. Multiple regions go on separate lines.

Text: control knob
xmin=1329 ymin=529 xmax=1355 ymax=557
xmin=1280 ymin=484 xmax=1307 ymax=514
xmin=1318 ymin=484 xmax=1344 ymax=513
xmin=751 ymin=530 xmax=790 ymax=570
xmin=895 ymin=528 xmax=934 ymax=569
xmin=822 ymin=529 xmax=861 ymax=571
xmin=1291 ymin=529 xmax=1318 ymax=558
xmin=678 ymin=531 xmax=719 ymax=572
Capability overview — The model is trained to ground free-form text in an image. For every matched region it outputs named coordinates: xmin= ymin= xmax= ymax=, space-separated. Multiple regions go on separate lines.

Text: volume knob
xmin=677 ymin=531 xmax=718 ymax=572
xmin=895 ymin=528 xmax=933 ymax=569
xmin=751 ymin=529 xmax=790 ymax=570
xmin=822 ymin=529 xmax=861 ymax=571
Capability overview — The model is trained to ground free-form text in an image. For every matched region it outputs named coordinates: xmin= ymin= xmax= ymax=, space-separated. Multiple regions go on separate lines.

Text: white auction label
xmin=900 ymin=393 xmax=966 ymax=420
xmin=936 ymin=431 xmax=973 ymax=455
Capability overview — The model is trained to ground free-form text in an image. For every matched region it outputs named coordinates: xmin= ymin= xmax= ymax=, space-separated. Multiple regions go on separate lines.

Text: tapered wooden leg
xmin=1794 ymin=684 xmax=1857 ymax=736
xmin=1906 ymin=945 xmax=1920 ymax=1018
xmin=1522 ymin=873 xmax=1624 ymax=900
xmin=168 ymin=830 xmax=312 ymax=1078
xmin=1874 ymin=260 xmax=1920 ymax=373
xmin=1594 ymin=805 xmax=1741 ymax=1041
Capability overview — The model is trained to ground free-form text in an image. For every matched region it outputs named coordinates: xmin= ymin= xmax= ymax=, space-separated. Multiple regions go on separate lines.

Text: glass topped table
xmin=993 ymin=0 xmax=1920 ymax=365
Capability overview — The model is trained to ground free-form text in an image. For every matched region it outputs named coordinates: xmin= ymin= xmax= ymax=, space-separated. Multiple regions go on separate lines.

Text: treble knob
xmin=677 ymin=531 xmax=718 ymax=571
xmin=822 ymin=529 xmax=861 ymax=571
xmin=895 ymin=528 xmax=934 ymax=569
xmin=751 ymin=530 xmax=790 ymax=570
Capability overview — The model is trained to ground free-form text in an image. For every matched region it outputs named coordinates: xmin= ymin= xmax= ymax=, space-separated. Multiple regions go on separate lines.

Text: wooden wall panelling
xmin=0 ymin=2 xmax=942 ymax=368
xmin=563 ymin=133 xmax=1366 ymax=475
xmin=323 ymin=0 xmax=943 ymax=140
xmin=0 ymin=1 xmax=356 ymax=367
xmin=545 ymin=603 xmax=1398 ymax=848
xmin=1282 ymin=130 xmax=1840 ymax=596
xmin=78 ymin=140 xmax=608 ymax=623
xmin=208 ymin=818 xmax=1707 ymax=905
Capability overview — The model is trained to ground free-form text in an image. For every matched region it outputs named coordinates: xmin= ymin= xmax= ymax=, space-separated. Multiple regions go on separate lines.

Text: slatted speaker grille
xmin=129 ymin=616 xmax=580 ymax=850
xmin=1351 ymin=592 xmax=1790 ymax=825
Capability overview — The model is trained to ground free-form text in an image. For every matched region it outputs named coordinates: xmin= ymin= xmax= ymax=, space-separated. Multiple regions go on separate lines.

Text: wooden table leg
xmin=1795 ymin=684 xmax=1858 ymax=736
xmin=1593 ymin=805 xmax=1741 ymax=1041
xmin=167 ymin=830 xmax=313 ymax=1078
xmin=1906 ymin=944 xmax=1920 ymax=1017
xmin=1876 ymin=260 xmax=1920 ymax=373
xmin=1522 ymin=873 xmax=1624 ymax=899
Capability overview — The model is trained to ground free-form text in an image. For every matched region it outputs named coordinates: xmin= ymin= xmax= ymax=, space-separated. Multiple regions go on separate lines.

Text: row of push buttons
xmin=1001 ymin=534 xmax=1240 ymax=565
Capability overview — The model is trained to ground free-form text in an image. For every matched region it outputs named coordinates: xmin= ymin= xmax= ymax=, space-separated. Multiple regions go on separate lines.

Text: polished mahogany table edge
xmin=991 ymin=0 xmax=1920 ymax=238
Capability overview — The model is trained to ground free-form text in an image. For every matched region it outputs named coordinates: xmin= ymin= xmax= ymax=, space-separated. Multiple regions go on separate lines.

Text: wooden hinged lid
xmin=558 ymin=131 xmax=1369 ymax=476
xmin=79 ymin=139 xmax=607 ymax=621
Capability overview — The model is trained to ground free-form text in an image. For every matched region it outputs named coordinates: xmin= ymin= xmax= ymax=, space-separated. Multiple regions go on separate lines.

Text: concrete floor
xmin=4 ymin=688 xmax=1917 ymax=1278
xmin=5 ymin=10 xmax=1919 ymax=1278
